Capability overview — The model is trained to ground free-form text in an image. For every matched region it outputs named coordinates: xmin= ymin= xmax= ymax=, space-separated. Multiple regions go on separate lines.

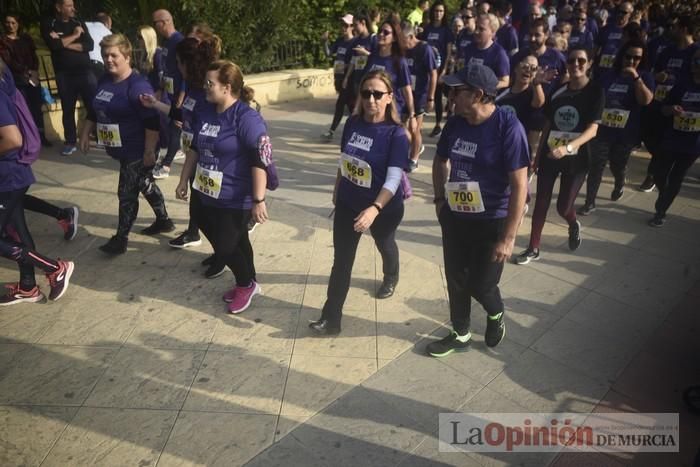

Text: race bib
xmin=445 ymin=181 xmax=485 ymax=213
xmin=410 ymin=74 xmax=417 ymax=91
xmin=180 ymin=130 xmax=193 ymax=152
xmin=96 ymin=123 xmax=122 ymax=147
xmin=354 ymin=55 xmax=368 ymax=71
xmin=601 ymin=108 xmax=631 ymax=129
xmin=193 ymin=164 xmax=223 ymax=199
xmin=673 ymin=111 xmax=700 ymax=132
xmin=548 ymin=130 xmax=581 ymax=155
xmin=599 ymin=54 xmax=615 ymax=68
xmin=340 ymin=153 xmax=372 ymax=188
xmin=654 ymin=84 xmax=672 ymax=102
xmin=333 ymin=60 xmax=346 ymax=74
xmin=162 ymin=76 xmax=174 ymax=94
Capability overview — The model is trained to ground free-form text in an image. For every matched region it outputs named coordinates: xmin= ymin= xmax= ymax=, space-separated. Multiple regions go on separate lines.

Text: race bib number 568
xmin=340 ymin=153 xmax=372 ymax=188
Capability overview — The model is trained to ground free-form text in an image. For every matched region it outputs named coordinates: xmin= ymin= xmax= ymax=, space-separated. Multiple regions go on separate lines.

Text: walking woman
xmin=579 ymin=39 xmax=654 ymax=214
xmin=79 ymin=34 xmax=174 ymax=254
xmin=321 ymin=14 xmax=355 ymax=141
xmin=0 ymin=61 xmax=73 ymax=305
xmin=516 ymin=47 xmax=604 ymax=264
xmin=309 ymin=70 xmax=409 ymax=335
xmin=649 ymin=48 xmax=700 ymax=227
xmin=420 ymin=1 xmax=454 ymax=137
xmin=175 ymin=60 xmax=272 ymax=314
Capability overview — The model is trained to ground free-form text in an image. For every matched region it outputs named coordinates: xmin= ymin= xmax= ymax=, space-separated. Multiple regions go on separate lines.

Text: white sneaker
xmin=152 ymin=165 xmax=170 ymax=179
xmin=173 ymin=150 xmax=186 ymax=161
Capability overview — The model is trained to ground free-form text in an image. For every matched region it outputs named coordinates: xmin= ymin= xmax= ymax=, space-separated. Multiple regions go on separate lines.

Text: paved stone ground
xmin=0 ymin=97 xmax=698 ymax=467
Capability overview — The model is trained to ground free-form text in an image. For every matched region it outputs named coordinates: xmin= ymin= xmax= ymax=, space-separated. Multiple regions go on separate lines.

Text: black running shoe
xmin=515 ymin=248 xmax=540 ymax=265
xmin=638 ymin=175 xmax=655 ymax=192
xmin=648 ymin=214 xmax=665 ymax=227
xmin=611 ymin=184 xmax=624 ymax=201
xmin=429 ymin=125 xmax=442 ymax=137
xmin=204 ymin=261 xmax=229 ymax=279
xmin=141 ymin=219 xmax=176 ymax=235
xmin=169 ymin=231 xmax=202 ymax=249
xmin=577 ymin=203 xmax=596 ymax=216
xmin=426 ymin=331 xmax=471 ymax=358
xmin=568 ymin=220 xmax=581 ymax=251
xmin=99 ymin=235 xmax=127 ymax=255
xmin=201 ymin=254 xmax=216 ymax=266
xmin=485 ymin=313 xmax=505 ymax=347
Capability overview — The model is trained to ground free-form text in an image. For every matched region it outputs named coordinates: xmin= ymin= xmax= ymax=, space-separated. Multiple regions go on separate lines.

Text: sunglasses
xmin=380 ymin=29 xmax=392 ymax=36
xmin=619 ymin=9 xmax=633 ymax=14
xmin=464 ymin=15 xmax=475 ymax=19
xmin=360 ymin=89 xmax=389 ymax=100
xmin=575 ymin=17 xmax=586 ymax=21
xmin=567 ymin=57 xmax=588 ymax=65
xmin=520 ymin=63 xmax=538 ymax=72
xmin=625 ymin=54 xmax=643 ymax=61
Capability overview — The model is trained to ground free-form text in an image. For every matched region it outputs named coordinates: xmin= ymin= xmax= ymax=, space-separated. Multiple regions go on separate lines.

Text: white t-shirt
xmin=85 ymin=21 xmax=112 ymax=63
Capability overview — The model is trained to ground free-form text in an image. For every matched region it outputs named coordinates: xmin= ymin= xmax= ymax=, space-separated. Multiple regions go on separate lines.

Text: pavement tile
xmin=0 ymin=301 xmax=60 ymax=344
xmin=396 ymin=436 xmax=484 ymax=466
xmin=85 ymin=347 xmax=205 ymax=409
xmin=209 ymin=307 xmax=298 ymax=355
xmin=0 ymin=344 xmax=117 ymax=405
xmin=0 ymin=406 xmax=77 ymax=467
xmin=183 ymin=351 xmax=289 ymax=414
xmin=242 ymin=432 xmax=328 ymax=467
xmin=499 ymin=267 xmax=590 ymax=315
xmin=254 ymin=241 xmax=314 ymax=273
xmin=293 ymin=309 xmax=377 ymax=359
xmin=376 ymin=311 xmax=445 ymax=360
xmin=41 ymin=407 xmax=177 ymax=467
xmin=158 ymin=411 xmax=277 ymax=466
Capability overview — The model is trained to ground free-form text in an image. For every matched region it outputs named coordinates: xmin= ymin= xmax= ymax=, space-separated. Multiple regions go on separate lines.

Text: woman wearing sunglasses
xmin=649 ymin=49 xmax=700 ymax=227
xmin=175 ymin=60 xmax=271 ymax=314
xmin=579 ymin=39 xmax=654 ymax=214
xmin=516 ymin=47 xmax=604 ymax=265
xmin=309 ymin=70 xmax=409 ymax=335
xmin=79 ymin=34 xmax=174 ymax=255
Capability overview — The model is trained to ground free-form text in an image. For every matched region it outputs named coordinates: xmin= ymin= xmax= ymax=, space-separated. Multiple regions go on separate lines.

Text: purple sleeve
xmin=494 ymin=47 xmax=510 ymax=78
xmin=642 ymin=71 xmax=655 ymax=93
xmin=129 ymin=78 xmax=158 ymax=121
xmin=425 ymin=44 xmax=437 ymax=70
xmin=501 ymin=113 xmax=531 ymax=171
xmin=387 ymin=126 xmax=410 ymax=170
xmin=436 ymin=119 xmax=453 ymax=159
xmin=238 ymin=109 xmax=270 ymax=167
xmin=396 ymin=58 xmax=412 ymax=88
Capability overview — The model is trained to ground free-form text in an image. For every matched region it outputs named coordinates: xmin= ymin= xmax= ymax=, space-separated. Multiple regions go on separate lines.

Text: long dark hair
xmin=379 ymin=19 xmax=407 ymax=75
xmin=429 ymin=1 xmax=449 ymax=28
xmin=613 ymin=38 xmax=649 ymax=72
xmin=176 ymin=37 xmax=220 ymax=90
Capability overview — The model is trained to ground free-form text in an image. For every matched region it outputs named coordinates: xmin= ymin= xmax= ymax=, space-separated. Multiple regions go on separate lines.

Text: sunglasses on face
xmin=567 ymin=57 xmax=588 ymax=65
xmin=521 ymin=64 xmax=539 ymax=73
xmin=360 ymin=89 xmax=389 ymax=100
xmin=464 ymin=15 xmax=475 ymax=19
xmin=380 ymin=29 xmax=392 ymax=36
xmin=625 ymin=54 xmax=642 ymax=61
xmin=575 ymin=17 xmax=586 ymax=21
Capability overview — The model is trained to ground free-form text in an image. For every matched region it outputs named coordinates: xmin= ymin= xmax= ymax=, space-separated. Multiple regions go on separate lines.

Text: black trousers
xmin=330 ymin=80 xmax=354 ymax=132
xmin=0 ymin=187 xmax=59 ymax=289
xmin=653 ymin=151 xmax=699 ymax=217
xmin=24 ymin=194 xmax=68 ymax=220
xmin=585 ymin=139 xmax=635 ymax=205
xmin=199 ymin=205 xmax=256 ymax=286
xmin=116 ymin=159 xmax=169 ymax=239
xmin=321 ymin=201 xmax=404 ymax=326
xmin=439 ymin=206 xmax=505 ymax=335
xmin=55 ymin=71 xmax=96 ymax=145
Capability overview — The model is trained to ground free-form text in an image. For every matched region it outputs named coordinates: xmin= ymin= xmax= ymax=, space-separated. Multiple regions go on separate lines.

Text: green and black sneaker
xmin=426 ymin=331 xmax=471 ymax=358
xmin=485 ymin=312 xmax=505 ymax=347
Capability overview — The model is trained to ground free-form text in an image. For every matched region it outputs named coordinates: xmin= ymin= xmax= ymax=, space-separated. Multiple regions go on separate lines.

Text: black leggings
xmin=17 ymin=82 xmax=45 ymax=134
xmin=0 ymin=187 xmax=59 ymax=289
xmin=528 ymin=163 xmax=586 ymax=250
xmin=434 ymin=82 xmax=446 ymax=126
xmin=330 ymin=81 xmax=354 ymax=132
xmin=585 ymin=139 xmax=635 ymax=205
xmin=200 ymin=205 xmax=256 ymax=286
xmin=439 ymin=207 xmax=505 ymax=334
xmin=321 ymin=201 xmax=404 ymax=326
xmin=653 ymin=151 xmax=699 ymax=217
xmin=24 ymin=194 xmax=69 ymax=221
xmin=116 ymin=159 xmax=169 ymax=239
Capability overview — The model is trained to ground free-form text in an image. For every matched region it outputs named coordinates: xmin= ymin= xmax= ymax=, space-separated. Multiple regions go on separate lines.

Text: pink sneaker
xmin=227 ymin=281 xmax=261 ymax=314
xmin=222 ymin=286 xmax=237 ymax=303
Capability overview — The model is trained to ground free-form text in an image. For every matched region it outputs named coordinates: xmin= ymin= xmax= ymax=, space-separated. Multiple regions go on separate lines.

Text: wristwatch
xmin=565 ymin=143 xmax=574 ymax=155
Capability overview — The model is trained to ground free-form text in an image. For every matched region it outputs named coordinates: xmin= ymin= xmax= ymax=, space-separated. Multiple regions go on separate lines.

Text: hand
xmin=174 ymin=120 xmax=183 ymax=129
xmin=139 ymin=93 xmax=157 ymax=108
xmin=143 ymin=152 xmax=156 ymax=167
xmin=175 ymin=182 xmax=189 ymax=201
xmin=342 ymin=78 xmax=348 ymax=90
xmin=491 ymin=237 xmax=515 ymax=263
xmin=671 ymin=105 xmax=684 ymax=116
xmin=78 ymin=137 xmax=90 ymax=154
xmin=353 ymin=46 xmax=370 ymax=56
xmin=49 ymin=31 xmax=60 ymax=39
xmin=621 ymin=66 xmax=638 ymax=79
xmin=73 ymin=26 xmax=84 ymax=36
xmin=548 ymin=145 xmax=568 ymax=160
xmin=252 ymin=201 xmax=269 ymax=224
xmin=426 ymin=100 xmax=435 ymax=113
xmin=655 ymin=71 xmax=668 ymax=83
xmin=534 ymin=67 xmax=558 ymax=85
xmin=353 ymin=206 xmax=379 ymax=232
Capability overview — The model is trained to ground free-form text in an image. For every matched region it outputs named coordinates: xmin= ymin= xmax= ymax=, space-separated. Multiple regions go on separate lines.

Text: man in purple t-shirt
xmin=428 ymin=64 xmax=529 ymax=357
xmin=460 ymin=13 xmax=511 ymax=89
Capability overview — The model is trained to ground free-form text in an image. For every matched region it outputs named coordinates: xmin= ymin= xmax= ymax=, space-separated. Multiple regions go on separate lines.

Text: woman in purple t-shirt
xmin=309 ymin=70 xmax=410 ymax=336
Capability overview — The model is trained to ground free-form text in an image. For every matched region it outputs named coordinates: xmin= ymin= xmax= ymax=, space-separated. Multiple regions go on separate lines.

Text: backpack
xmin=12 ymin=90 xmax=41 ymax=165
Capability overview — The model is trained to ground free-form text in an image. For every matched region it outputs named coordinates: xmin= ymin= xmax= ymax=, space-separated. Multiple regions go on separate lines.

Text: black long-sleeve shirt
xmin=40 ymin=16 xmax=93 ymax=74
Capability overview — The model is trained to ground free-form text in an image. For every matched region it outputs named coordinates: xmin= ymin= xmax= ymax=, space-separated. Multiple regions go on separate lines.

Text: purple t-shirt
xmin=192 ymin=101 xmax=268 ymax=209
xmin=350 ymin=34 xmax=377 ymax=87
xmin=461 ymin=42 xmax=510 ymax=79
xmin=330 ymin=37 xmax=355 ymax=79
xmin=568 ymin=29 xmax=595 ymax=51
xmin=598 ymin=71 xmax=655 ymax=145
xmin=338 ymin=117 xmax=409 ymax=212
xmin=455 ymin=30 xmax=475 ymax=70
xmin=0 ymin=87 xmax=35 ymax=192
xmin=662 ymin=80 xmax=700 ymax=156
xmin=595 ymin=25 xmax=624 ymax=74
xmin=496 ymin=24 xmax=519 ymax=56
xmin=407 ymin=42 xmax=437 ymax=109
xmin=160 ymin=31 xmax=184 ymax=100
xmin=365 ymin=53 xmax=412 ymax=116
xmin=180 ymin=86 xmax=213 ymax=152
xmin=436 ymin=108 xmax=530 ymax=218
xmin=653 ymin=43 xmax=700 ymax=104
xmin=420 ymin=25 xmax=455 ymax=69
xmin=91 ymin=72 xmax=158 ymax=161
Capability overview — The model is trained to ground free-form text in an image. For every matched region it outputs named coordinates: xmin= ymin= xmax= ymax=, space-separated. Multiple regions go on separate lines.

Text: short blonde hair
xmin=100 ymin=33 xmax=132 ymax=62
xmin=480 ymin=13 xmax=500 ymax=34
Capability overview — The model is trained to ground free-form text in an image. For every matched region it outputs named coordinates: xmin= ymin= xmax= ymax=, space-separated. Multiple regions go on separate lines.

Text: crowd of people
xmin=0 ymin=0 xmax=698 ymax=356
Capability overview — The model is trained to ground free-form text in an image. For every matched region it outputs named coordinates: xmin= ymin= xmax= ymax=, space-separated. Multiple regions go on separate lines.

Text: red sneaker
xmin=46 ymin=260 xmax=74 ymax=301
xmin=0 ymin=283 xmax=44 ymax=306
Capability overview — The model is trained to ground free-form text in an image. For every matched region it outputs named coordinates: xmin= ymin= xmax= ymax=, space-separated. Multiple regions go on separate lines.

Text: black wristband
xmin=253 ymin=198 xmax=265 ymax=204
xmin=433 ymin=196 xmax=445 ymax=204
xmin=372 ymin=202 xmax=382 ymax=212
xmin=633 ymin=74 xmax=641 ymax=81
